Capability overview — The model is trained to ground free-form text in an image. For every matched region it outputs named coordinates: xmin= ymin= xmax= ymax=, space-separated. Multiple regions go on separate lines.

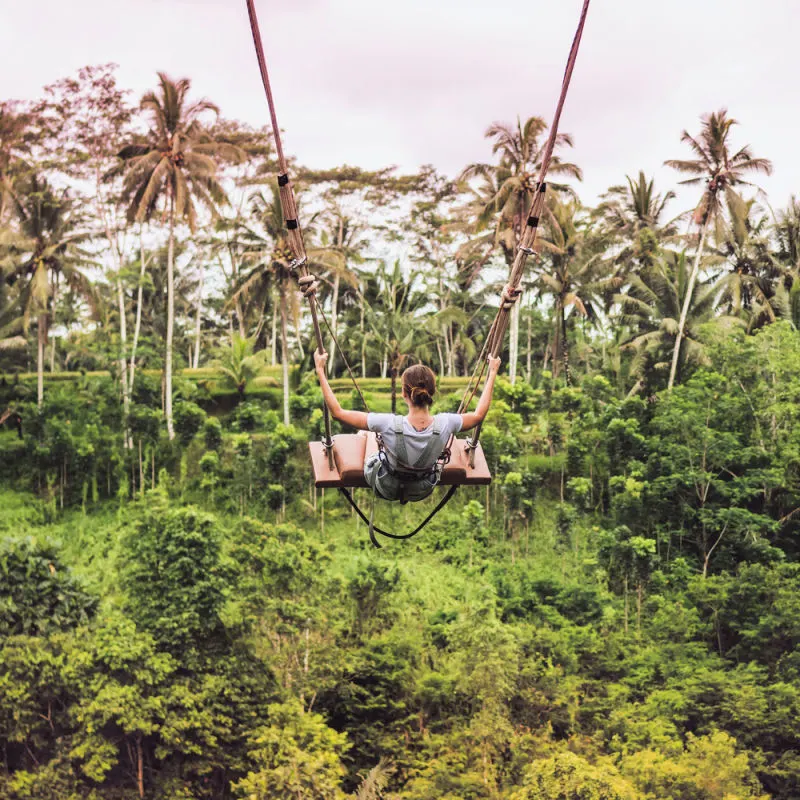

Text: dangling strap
xmin=368 ymin=481 xmax=380 ymax=548
xmin=340 ymin=485 xmax=459 ymax=549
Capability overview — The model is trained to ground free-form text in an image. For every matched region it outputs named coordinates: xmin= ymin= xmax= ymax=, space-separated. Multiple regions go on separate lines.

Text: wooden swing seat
xmin=309 ymin=431 xmax=492 ymax=489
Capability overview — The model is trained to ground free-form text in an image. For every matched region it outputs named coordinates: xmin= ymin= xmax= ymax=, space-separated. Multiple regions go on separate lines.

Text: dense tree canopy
xmin=1 ymin=64 xmax=799 ymax=799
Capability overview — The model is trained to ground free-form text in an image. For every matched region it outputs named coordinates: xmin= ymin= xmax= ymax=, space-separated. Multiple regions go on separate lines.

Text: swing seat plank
xmin=308 ymin=432 xmax=492 ymax=489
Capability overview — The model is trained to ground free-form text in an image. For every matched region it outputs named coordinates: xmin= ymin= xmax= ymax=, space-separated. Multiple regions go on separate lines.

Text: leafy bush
xmin=172 ymin=401 xmax=206 ymax=446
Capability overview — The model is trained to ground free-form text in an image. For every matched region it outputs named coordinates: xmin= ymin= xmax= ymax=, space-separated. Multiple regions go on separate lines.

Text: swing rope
xmin=244 ymin=0 xmax=591 ymax=541
xmin=457 ymin=0 xmax=591 ymax=464
xmin=245 ymin=0 xmax=336 ymax=468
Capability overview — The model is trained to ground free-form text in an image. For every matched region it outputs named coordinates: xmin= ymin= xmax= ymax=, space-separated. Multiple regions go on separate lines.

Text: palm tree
xmin=6 ymin=176 xmax=95 ymax=406
xmin=596 ymin=171 xmax=677 ymax=273
xmin=0 ymin=103 xmax=32 ymax=224
xmin=773 ymin=197 xmax=800 ymax=327
xmin=0 ymin=261 xmax=25 ymax=356
xmin=664 ymin=109 xmax=772 ymax=390
xmin=457 ymin=116 xmax=582 ymax=382
xmin=212 ymin=334 xmax=268 ymax=398
xmin=308 ymin=204 xmax=367 ymax=375
xmin=615 ymin=250 xmax=718 ymax=395
xmin=714 ymin=192 xmax=782 ymax=331
xmin=535 ymin=195 xmax=617 ymax=384
xmin=364 ymin=261 xmax=435 ymax=411
xmin=230 ymin=187 xmax=298 ymax=425
xmin=115 ymin=73 xmax=242 ymax=439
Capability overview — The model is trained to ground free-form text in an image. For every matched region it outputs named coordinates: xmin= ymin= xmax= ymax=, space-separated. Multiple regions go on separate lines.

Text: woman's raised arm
xmin=460 ymin=356 xmax=501 ymax=431
xmin=314 ymin=351 xmax=369 ymax=430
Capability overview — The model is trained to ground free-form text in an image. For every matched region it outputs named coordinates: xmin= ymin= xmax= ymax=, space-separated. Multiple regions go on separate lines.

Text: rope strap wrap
xmin=501 ymin=285 xmax=523 ymax=310
xmin=297 ymin=274 xmax=319 ymax=297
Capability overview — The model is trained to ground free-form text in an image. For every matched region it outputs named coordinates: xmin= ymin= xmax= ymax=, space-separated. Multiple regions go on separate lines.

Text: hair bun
xmin=410 ymin=386 xmax=431 ymax=402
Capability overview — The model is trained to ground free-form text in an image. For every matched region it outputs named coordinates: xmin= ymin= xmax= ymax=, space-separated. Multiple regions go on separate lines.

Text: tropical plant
xmin=211 ymin=334 xmax=268 ymax=398
xmin=714 ymin=192 xmax=782 ymax=331
xmin=364 ymin=260 xmax=435 ymax=411
xmin=308 ymin=204 xmax=367 ymax=375
xmin=534 ymin=195 xmax=617 ymax=384
xmin=773 ymin=197 xmax=800 ymax=327
xmin=664 ymin=109 xmax=772 ymax=389
xmin=596 ymin=171 xmax=677 ymax=273
xmin=615 ymin=249 xmax=718 ymax=394
xmin=230 ymin=186 xmax=299 ymax=425
xmin=5 ymin=175 xmax=95 ymax=406
xmin=0 ymin=102 xmax=33 ymax=223
xmin=457 ymin=116 xmax=582 ymax=381
xmin=115 ymin=73 xmax=242 ymax=438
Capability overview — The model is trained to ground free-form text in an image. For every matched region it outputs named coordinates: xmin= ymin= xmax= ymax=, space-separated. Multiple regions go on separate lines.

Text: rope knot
xmin=501 ymin=284 xmax=522 ymax=310
xmin=297 ymin=274 xmax=319 ymax=298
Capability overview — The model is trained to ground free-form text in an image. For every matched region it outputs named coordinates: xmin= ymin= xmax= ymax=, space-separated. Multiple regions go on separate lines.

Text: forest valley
xmin=1 ymin=64 xmax=800 ymax=799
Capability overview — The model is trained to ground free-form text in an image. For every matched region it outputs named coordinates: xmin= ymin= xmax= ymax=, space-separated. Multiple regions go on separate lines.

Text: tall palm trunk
xmin=390 ymin=363 xmax=398 ymax=414
xmin=117 ymin=279 xmax=131 ymax=446
xmin=165 ymin=194 xmax=175 ymax=440
xmin=327 ymin=273 xmax=340 ymax=376
xmin=129 ymin=232 xmax=147 ymax=401
xmin=668 ymin=218 xmax=710 ymax=391
xmin=192 ymin=267 xmax=204 ymax=368
xmin=526 ymin=307 xmax=532 ymax=382
xmin=37 ymin=313 xmax=46 ymax=408
xmin=551 ymin=299 xmax=562 ymax=379
xmin=360 ymin=291 xmax=366 ymax=378
xmin=509 ymin=301 xmax=520 ymax=384
xmin=280 ymin=284 xmax=290 ymax=425
xmin=561 ymin=305 xmax=572 ymax=387
xmin=271 ymin=285 xmax=278 ymax=366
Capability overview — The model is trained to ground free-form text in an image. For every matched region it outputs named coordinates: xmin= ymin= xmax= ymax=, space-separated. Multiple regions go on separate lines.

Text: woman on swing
xmin=314 ymin=351 xmax=501 ymax=502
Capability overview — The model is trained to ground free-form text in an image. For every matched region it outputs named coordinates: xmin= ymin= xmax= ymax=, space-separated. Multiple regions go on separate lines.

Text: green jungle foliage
xmin=2 ymin=65 xmax=800 ymax=799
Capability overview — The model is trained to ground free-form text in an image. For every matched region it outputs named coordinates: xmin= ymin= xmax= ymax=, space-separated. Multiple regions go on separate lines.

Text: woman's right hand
xmin=314 ymin=350 xmax=328 ymax=372
xmin=488 ymin=356 xmax=501 ymax=374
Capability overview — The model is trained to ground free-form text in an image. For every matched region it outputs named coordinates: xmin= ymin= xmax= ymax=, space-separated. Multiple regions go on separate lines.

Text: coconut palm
xmin=773 ymin=197 xmax=800 ymax=327
xmin=0 ymin=103 xmax=33 ymax=224
xmin=0 ymin=264 xmax=25 ymax=356
xmin=308 ymin=205 xmax=367 ymax=375
xmin=599 ymin=171 xmax=676 ymax=235
xmin=457 ymin=116 xmax=582 ymax=382
xmin=114 ymin=73 xmax=242 ymax=438
xmin=615 ymin=250 xmax=719 ymax=395
xmin=534 ymin=195 xmax=618 ymax=384
xmin=230 ymin=187 xmax=299 ymax=425
xmin=364 ymin=260 xmax=435 ymax=412
xmin=596 ymin=171 xmax=677 ymax=273
xmin=664 ymin=109 xmax=772 ymax=390
xmin=714 ymin=192 xmax=782 ymax=331
xmin=5 ymin=175 xmax=95 ymax=406
xmin=212 ymin=334 xmax=268 ymax=398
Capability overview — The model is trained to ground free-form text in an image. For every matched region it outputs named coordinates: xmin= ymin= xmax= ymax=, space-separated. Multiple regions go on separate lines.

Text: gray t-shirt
xmin=367 ymin=413 xmax=463 ymax=470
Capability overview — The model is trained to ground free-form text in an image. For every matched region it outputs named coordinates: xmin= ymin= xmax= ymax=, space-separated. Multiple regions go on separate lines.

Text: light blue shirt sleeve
xmin=440 ymin=413 xmax=463 ymax=437
xmin=367 ymin=413 xmax=393 ymax=433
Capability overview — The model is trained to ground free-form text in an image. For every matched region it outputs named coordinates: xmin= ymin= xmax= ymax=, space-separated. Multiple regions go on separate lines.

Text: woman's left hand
xmin=314 ymin=350 xmax=328 ymax=372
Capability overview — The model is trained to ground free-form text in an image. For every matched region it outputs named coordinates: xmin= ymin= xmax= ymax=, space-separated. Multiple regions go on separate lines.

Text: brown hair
xmin=402 ymin=364 xmax=436 ymax=408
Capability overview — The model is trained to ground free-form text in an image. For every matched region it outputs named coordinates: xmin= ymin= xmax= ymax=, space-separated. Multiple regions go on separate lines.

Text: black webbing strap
xmin=338 ymin=485 xmax=459 ymax=549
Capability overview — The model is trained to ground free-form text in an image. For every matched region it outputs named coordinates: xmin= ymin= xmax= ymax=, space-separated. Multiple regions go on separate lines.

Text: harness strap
xmin=392 ymin=416 xmax=444 ymax=473
xmin=393 ymin=415 xmax=409 ymax=466
xmin=340 ymin=485 xmax=459 ymax=549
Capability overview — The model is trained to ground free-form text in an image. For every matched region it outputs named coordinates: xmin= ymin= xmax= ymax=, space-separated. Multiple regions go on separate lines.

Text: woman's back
xmin=367 ymin=412 xmax=463 ymax=471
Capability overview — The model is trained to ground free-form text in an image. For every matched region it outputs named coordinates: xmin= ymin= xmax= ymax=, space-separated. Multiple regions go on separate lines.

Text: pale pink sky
xmin=1 ymin=0 xmax=797 ymax=211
